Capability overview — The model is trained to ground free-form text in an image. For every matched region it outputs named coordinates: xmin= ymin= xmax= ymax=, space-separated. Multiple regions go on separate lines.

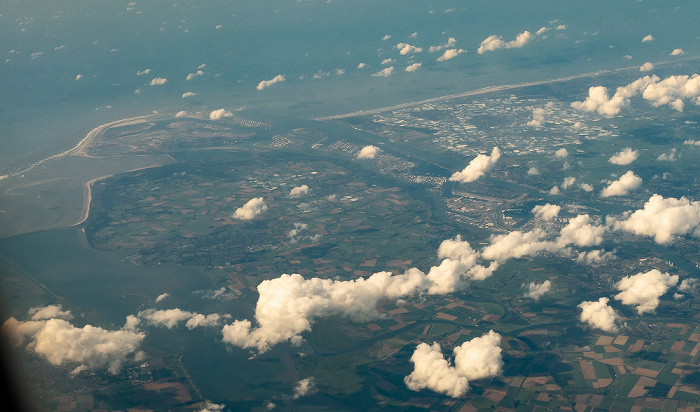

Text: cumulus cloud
xmin=642 ymin=35 xmax=654 ymax=43
xmin=437 ymin=49 xmax=466 ymax=61
xmin=2 ymin=306 xmax=144 ymax=374
xmin=429 ymin=37 xmax=457 ymax=53
xmin=186 ymin=70 xmax=204 ymax=80
xmin=527 ymin=167 xmax=540 ymax=176
xmin=182 ymin=92 xmax=195 ymax=98
xmin=289 ymin=185 xmax=309 ymax=198
xmin=557 ymin=214 xmax=605 ymax=247
xmin=150 ymin=77 xmax=167 ymax=86
xmin=611 ymin=194 xmax=700 ymax=243
xmin=222 ymin=237 xmax=496 ymax=353
xmin=608 ymin=147 xmax=638 ymax=165
xmin=561 ymin=177 xmax=576 ymax=190
xmin=405 ymin=62 xmax=422 ymax=72
xmin=380 ymin=58 xmax=393 ymax=65
xmin=175 ymin=111 xmax=187 ymax=118
xmin=670 ymin=48 xmax=685 ymax=56
xmin=527 ymin=108 xmax=545 ymax=127
xmin=614 ymin=269 xmax=679 ymax=314
xmin=256 ymin=74 xmax=285 ymax=90
xmin=136 ymin=69 xmax=151 ymax=75
xmin=382 ymin=34 xmax=391 ymax=41
xmin=573 ymin=74 xmax=700 ymax=115
xmin=357 ymin=145 xmax=382 ymax=159
xmin=578 ymin=298 xmax=619 ymax=332
xmin=372 ymin=66 xmax=394 ymax=77
xmin=288 ymin=222 xmax=308 ymax=243
xmin=155 ymin=293 xmax=170 ymax=303
xmin=396 ymin=43 xmax=422 ymax=55
xmin=657 ymin=148 xmax=678 ymax=161
xmin=554 ymin=148 xmax=568 ymax=158
xmin=292 ymin=378 xmax=315 ymax=399
xmin=28 ymin=304 xmax=74 ymax=321
xmin=577 ymin=249 xmax=614 ymax=264
xmin=532 ymin=204 xmax=560 ymax=220
xmin=580 ymin=183 xmax=594 ymax=192
xmin=209 ymin=108 xmax=233 ymax=120
xmin=600 ymin=171 xmax=642 ymax=197
xmin=477 ymin=31 xmax=533 ymax=54
xmin=357 ymin=62 xmax=366 ymax=69
xmin=449 ymin=147 xmax=500 ymax=183
xmin=139 ymin=308 xmax=229 ymax=330
xmin=640 ymin=62 xmax=654 ymax=72
xmin=678 ymin=278 xmax=699 ymax=293
xmin=525 ymin=280 xmax=551 ymax=300
xmin=75 ymin=74 xmax=83 ymax=80
xmin=404 ymin=330 xmax=503 ymax=397
xmin=232 ymin=197 xmax=268 ymax=220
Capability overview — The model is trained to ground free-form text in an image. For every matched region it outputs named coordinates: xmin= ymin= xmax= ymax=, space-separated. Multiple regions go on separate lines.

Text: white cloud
xmin=256 ymin=74 xmax=285 ymax=90
xmin=357 ymin=62 xmax=366 ymax=69
xmin=614 ymin=269 xmax=679 ymax=314
xmin=404 ymin=330 xmax=503 ymax=397
xmin=525 ymin=280 xmax=551 ymax=300
xmin=554 ymin=148 xmax=568 ymax=158
xmin=28 ymin=304 xmax=74 ymax=321
xmin=335 ymin=69 xmax=345 ymax=75
xmin=536 ymin=27 xmax=549 ymax=35
xmin=477 ymin=31 xmax=533 ymax=54
xmin=571 ymin=75 xmax=658 ymax=116
xmin=640 ymin=62 xmax=654 ymax=72
xmin=611 ymin=194 xmax=700 ymax=244
xmin=527 ymin=167 xmax=540 ymax=176
xmin=549 ymin=186 xmax=560 ymax=195
xmin=561 ymin=177 xmax=576 ymax=190
xmin=372 ymin=67 xmax=394 ymax=77
xmin=357 ymin=145 xmax=382 ymax=159
xmin=199 ymin=401 xmax=225 ymax=412
xmin=642 ymin=74 xmax=700 ymax=111
xmin=436 ymin=49 xmax=466 ymax=61
xmin=532 ymin=204 xmax=560 ymax=220
xmin=578 ymin=298 xmax=619 ymax=332
xmin=405 ymin=63 xmax=422 ymax=72
xmin=209 ymin=108 xmax=233 ymax=120
xmin=449 ymin=147 xmax=500 ymax=183
xmin=380 ymin=58 xmax=393 ymax=65
xmin=182 ymin=92 xmax=195 ymax=98
xmin=382 ymin=34 xmax=391 ymax=41
xmin=288 ymin=222 xmax=308 ymax=243
xmin=139 ymin=308 xmax=229 ymax=330
xmin=232 ymin=197 xmax=268 ymax=220
xmin=657 ymin=148 xmax=678 ymax=161
xmin=429 ymin=37 xmax=457 ymax=53
xmin=396 ymin=43 xmax=422 ymax=55
xmin=2 ymin=307 xmax=144 ymax=374
xmin=642 ymin=35 xmax=654 ymax=43
xmin=481 ymin=229 xmax=555 ymax=261
xmin=150 ymin=77 xmax=167 ymax=86
xmin=670 ymin=48 xmax=685 ymax=56
xmin=600 ymin=171 xmax=642 ymax=197
xmin=175 ymin=111 xmax=187 ymax=118
xmin=75 ymin=74 xmax=83 ymax=80
xmin=684 ymin=139 xmax=700 ymax=146
xmin=557 ymin=214 xmax=605 ymax=247
xmin=289 ymin=185 xmax=309 ymax=198
xmin=222 ymin=237 xmax=496 ymax=353
xmin=580 ymin=183 xmax=594 ymax=192
xmin=292 ymin=378 xmax=315 ymax=399
xmin=136 ymin=68 xmax=151 ymax=75
xmin=527 ymin=108 xmax=545 ymax=127
xmin=409 ymin=32 xmax=418 ymax=39
xmin=576 ymin=249 xmax=614 ymax=264
xmin=608 ymin=147 xmax=638 ymax=165
xmin=155 ymin=293 xmax=169 ymax=303
xmin=678 ymin=278 xmax=699 ymax=292
xmin=187 ymin=70 xmax=204 ymax=80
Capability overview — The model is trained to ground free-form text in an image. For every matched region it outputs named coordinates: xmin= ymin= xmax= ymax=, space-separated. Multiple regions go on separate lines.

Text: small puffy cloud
xmin=600 ymin=171 xmax=642 ymax=197
xmin=382 ymin=34 xmax=391 ymax=41
xmin=608 ymin=147 xmax=638 ymax=165
xmin=380 ymin=58 xmax=393 ymax=65
xmin=536 ymin=27 xmax=549 ymax=35
xmin=232 ymin=197 xmax=268 ymax=220
xmin=175 ymin=111 xmax=187 ymax=118
xmin=670 ymin=48 xmax=685 ymax=56
xmin=611 ymin=194 xmax=700 ymax=244
xmin=209 ymin=108 xmax=233 ymax=120
xmin=186 ymin=70 xmax=204 ymax=80
xmin=527 ymin=167 xmax=540 ymax=176
xmin=182 ymin=92 xmax=196 ymax=98
xmin=657 ymin=148 xmax=678 ymax=161
xmin=136 ymin=68 xmax=151 ymax=75
xmin=640 ymin=62 xmax=654 ymax=72
xmin=571 ymin=75 xmax=658 ymax=116
xmin=557 ymin=214 xmax=605 ymax=247
xmin=139 ymin=308 xmax=229 ymax=330
xmin=614 ymin=269 xmax=679 ymax=314
xmin=396 ymin=43 xmax=422 ymax=55
xmin=527 ymin=108 xmax=545 ymax=127
xmin=288 ymin=222 xmax=308 ymax=243
xmin=678 ymin=278 xmax=699 ymax=293
xmin=577 ymin=249 xmax=614 ymax=264
xmin=477 ymin=31 xmax=533 ymax=54
xmin=289 ymin=185 xmax=309 ymax=198
xmin=549 ymin=186 xmax=561 ymax=195
xmin=28 ymin=305 xmax=74 ymax=321
xmin=561 ymin=177 xmax=576 ymax=190
xmin=481 ymin=228 xmax=553 ymax=261
xmin=532 ymin=204 xmax=560 ymax=220
xmin=525 ymin=280 xmax=551 ymax=300
xmin=429 ymin=37 xmax=457 ymax=52
xmin=2 ymin=308 xmax=144 ymax=374
xmin=641 ymin=74 xmax=700 ymax=111
xmin=578 ymin=298 xmax=619 ymax=332
xmin=580 ymin=183 xmax=594 ymax=192
xmin=554 ymin=148 xmax=568 ymax=158
xmin=357 ymin=145 xmax=382 ymax=159
xmin=75 ymin=74 xmax=83 ymax=80
xmin=404 ymin=330 xmax=503 ymax=397
xmin=449 ymin=147 xmax=500 ymax=183
xmin=256 ymin=74 xmax=285 ymax=90
xmin=642 ymin=35 xmax=654 ymax=43
xmin=150 ymin=77 xmax=167 ymax=86
xmin=437 ymin=49 xmax=466 ymax=61
xmin=405 ymin=62 xmax=422 ymax=72
xmin=155 ymin=293 xmax=169 ymax=303
xmin=292 ymin=378 xmax=315 ymax=399
xmin=357 ymin=62 xmax=366 ymax=69
xmin=199 ymin=401 xmax=225 ymax=412
xmin=372 ymin=66 xmax=394 ymax=77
